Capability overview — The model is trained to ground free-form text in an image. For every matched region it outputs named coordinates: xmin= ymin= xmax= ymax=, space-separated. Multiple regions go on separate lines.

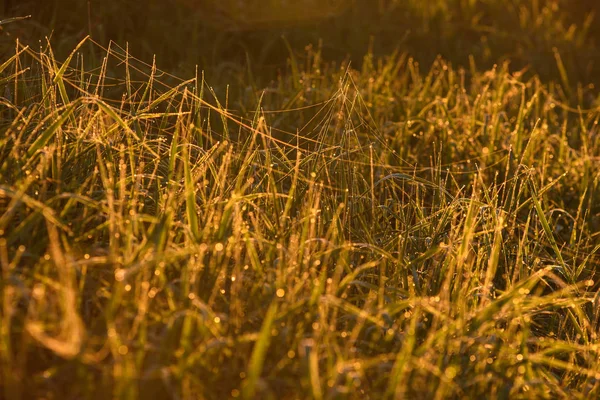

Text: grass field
xmin=1 ymin=1 xmax=600 ymax=399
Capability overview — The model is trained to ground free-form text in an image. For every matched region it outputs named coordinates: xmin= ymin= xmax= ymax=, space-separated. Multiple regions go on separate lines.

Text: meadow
xmin=1 ymin=0 xmax=599 ymax=398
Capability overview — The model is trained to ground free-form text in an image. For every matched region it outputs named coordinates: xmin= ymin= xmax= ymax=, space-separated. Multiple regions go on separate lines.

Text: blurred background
xmin=1 ymin=0 xmax=599 ymax=87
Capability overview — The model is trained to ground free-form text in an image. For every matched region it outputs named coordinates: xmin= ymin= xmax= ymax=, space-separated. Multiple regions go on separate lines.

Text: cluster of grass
xmin=1 ymin=33 xmax=599 ymax=398
xmin=2 ymin=0 xmax=600 ymax=398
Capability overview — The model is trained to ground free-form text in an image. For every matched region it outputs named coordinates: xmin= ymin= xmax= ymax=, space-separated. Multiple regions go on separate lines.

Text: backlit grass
xmin=1 ymin=11 xmax=600 ymax=400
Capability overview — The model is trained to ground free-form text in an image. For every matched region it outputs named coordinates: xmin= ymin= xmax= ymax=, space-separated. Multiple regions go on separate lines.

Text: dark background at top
xmin=2 ymin=0 xmax=600 ymax=88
